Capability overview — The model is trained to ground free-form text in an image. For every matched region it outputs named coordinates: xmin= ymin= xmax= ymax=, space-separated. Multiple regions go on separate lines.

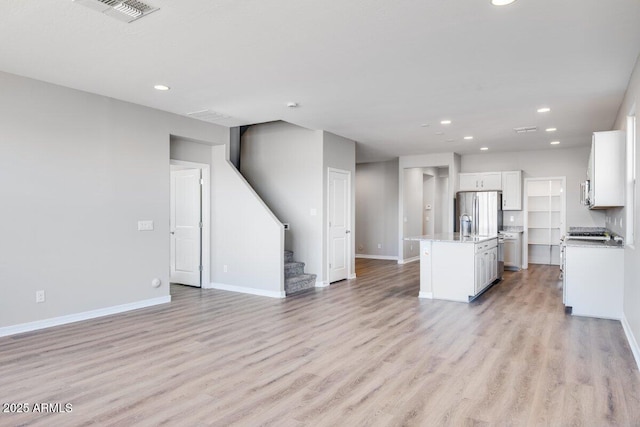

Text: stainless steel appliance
xmin=500 ymin=231 xmax=522 ymax=270
xmin=580 ymin=180 xmax=591 ymax=207
xmin=497 ymin=234 xmax=505 ymax=279
xmin=567 ymin=226 xmax=609 ymax=241
xmin=454 ymin=191 xmax=503 ymax=236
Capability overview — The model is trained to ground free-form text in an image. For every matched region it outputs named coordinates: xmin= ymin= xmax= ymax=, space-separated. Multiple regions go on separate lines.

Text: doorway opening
xmin=170 ymin=160 xmax=210 ymax=288
xmin=402 ymin=166 xmax=450 ymax=262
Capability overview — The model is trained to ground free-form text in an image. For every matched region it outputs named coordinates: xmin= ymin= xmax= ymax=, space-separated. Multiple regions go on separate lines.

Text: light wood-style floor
xmin=1 ymin=260 xmax=639 ymax=426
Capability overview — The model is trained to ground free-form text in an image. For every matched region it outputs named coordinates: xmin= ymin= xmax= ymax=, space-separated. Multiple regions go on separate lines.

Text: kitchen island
xmin=406 ymin=233 xmax=500 ymax=302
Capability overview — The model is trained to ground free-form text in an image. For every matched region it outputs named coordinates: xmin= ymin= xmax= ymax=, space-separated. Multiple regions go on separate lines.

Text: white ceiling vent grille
xmin=513 ymin=126 xmax=538 ymax=134
xmin=73 ymin=0 xmax=159 ymax=23
xmin=186 ymin=110 xmax=232 ymax=123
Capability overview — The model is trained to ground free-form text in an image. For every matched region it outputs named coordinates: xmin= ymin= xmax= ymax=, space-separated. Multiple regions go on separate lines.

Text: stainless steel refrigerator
xmin=454 ymin=191 xmax=503 ymax=236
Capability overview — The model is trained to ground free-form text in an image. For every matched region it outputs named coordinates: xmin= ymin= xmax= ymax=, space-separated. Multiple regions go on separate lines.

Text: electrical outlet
xmin=377 ymin=243 xmax=382 ymax=249
xmin=223 ymin=264 xmax=228 ymax=273
xmin=36 ymin=290 xmax=45 ymax=303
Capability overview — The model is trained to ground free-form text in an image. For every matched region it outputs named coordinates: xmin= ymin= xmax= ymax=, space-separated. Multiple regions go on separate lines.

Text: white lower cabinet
xmin=430 ymin=238 xmax=499 ymax=302
xmin=475 ymin=242 xmax=498 ymax=294
xmin=564 ymin=245 xmax=623 ymax=319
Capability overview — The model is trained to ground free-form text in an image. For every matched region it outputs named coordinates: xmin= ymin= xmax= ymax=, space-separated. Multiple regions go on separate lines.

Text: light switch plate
xmin=138 ymin=220 xmax=154 ymax=231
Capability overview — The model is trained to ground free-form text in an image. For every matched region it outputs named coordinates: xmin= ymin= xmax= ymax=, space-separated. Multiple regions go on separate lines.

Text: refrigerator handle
xmin=473 ymin=196 xmax=478 ymax=235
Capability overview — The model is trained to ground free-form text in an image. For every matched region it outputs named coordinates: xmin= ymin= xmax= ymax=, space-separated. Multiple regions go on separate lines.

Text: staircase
xmin=284 ymin=250 xmax=316 ymax=295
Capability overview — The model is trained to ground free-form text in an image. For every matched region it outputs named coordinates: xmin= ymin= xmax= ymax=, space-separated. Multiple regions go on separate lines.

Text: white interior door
xmin=170 ymin=168 xmax=202 ymax=287
xmin=328 ymin=169 xmax=350 ymax=283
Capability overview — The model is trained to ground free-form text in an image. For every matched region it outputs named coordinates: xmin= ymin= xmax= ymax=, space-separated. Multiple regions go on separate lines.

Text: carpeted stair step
xmin=284 ymin=250 xmax=294 ymax=263
xmin=285 ymin=273 xmax=317 ymax=294
xmin=285 ymin=261 xmax=305 ymax=279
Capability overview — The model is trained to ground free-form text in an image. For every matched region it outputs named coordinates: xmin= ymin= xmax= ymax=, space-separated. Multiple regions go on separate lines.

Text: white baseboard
xmin=398 ymin=256 xmax=420 ymax=265
xmin=207 ymin=282 xmax=285 ymax=299
xmin=622 ymin=314 xmax=640 ymax=371
xmin=418 ymin=291 xmax=433 ymax=299
xmin=355 ymin=254 xmax=398 ymax=261
xmin=348 ymin=273 xmax=357 ymax=279
xmin=0 ymin=295 xmax=171 ymax=338
xmin=315 ymin=280 xmax=330 ymax=288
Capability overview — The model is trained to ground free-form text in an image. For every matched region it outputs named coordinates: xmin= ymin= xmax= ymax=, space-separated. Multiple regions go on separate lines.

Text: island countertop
xmin=405 ymin=233 xmax=497 ymax=243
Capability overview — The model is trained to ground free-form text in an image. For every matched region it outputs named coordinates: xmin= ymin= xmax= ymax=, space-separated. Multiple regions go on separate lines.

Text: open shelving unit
xmin=524 ymin=177 xmax=566 ymax=266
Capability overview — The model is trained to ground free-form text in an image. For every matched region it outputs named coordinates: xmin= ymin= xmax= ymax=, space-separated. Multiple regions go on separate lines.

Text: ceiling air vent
xmin=186 ymin=110 xmax=232 ymax=123
xmin=73 ymin=0 xmax=159 ymax=23
xmin=513 ymin=126 xmax=537 ymax=134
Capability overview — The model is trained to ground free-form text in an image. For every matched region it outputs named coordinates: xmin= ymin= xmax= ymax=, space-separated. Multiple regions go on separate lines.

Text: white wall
xmin=170 ymin=136 xmax=213 ymax=166
xmin=211 ymin=145 xmax=284 ymax=295
xmin=355 ymin=159 xmax=399 ymax=258
xmin=0 ymin=71 xmax=229 ymax=331
xmin=322 ymin=131 xmax=357 ymax=280
xmin=240 ymin=123 xmax=356 ymax=284
xmin=403 ymin=168 xmax=424 ymax=259
xmin=240 ymin=122 xmax=324 ymax=279
xmin=169 ymin=136 xmax=285 ymax=296
xmin=461 ymin=147 xmax=605 ymax=229
xmin=610 ymin=53 xmax=640 ymax=367
xmin=435 ymin=168 xmax=450 ymax=234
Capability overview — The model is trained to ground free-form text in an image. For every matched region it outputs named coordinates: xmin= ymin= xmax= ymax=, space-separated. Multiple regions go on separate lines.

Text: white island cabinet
xmin=409 ymin=234 xmax=499 ymax=302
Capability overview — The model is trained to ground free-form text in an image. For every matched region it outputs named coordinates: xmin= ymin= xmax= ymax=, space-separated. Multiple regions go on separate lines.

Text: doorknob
xmin=345 ymin=230 xmax=351 ymax=234
xmin=170 ymin=231 xmax=175 ymax=235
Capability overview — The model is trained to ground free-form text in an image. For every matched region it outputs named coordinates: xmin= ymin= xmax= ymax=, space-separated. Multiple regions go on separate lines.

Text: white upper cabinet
xmin=502 ymin=170 xmax=522 ymax=210
xmin=588 ymin=130 xmax=625 ymax=209
xmin=459 ymin=172 xmax=502 ymax=191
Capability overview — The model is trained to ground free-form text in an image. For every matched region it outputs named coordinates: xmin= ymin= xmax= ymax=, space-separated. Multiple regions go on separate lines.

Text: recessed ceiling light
xmin=440 ymin=120 xmax=452 ymax=125
xmin=537 ymin=107 xmax=551 ymax=113
xmin=420 ymin=123 xmax=430 ymax=127
xmin=464 ymin=136 xmax=474 ymax=140
xmin=550 ymin=141 xmax=560 ymax=145
xmin=491 ymin=0 xmax=516 ymax=5
xmin=286 ymin=102 xmax=299 ymax=108
xmin=446 ymin=139 xmax=454 ymax=142
xmin=154 ymin=84 xmax=170 ymax=91
xmin=480 ymin=147 xmax=489 ymax=151
xmin=546 ymin=127 xmax=557 ymax=132
xmin=435 ymin=131 xmax=444 ymax=136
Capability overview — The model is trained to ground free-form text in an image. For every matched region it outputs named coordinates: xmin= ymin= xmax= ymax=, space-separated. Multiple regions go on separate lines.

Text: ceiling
xmin=1 ymin=0 xmax=640 ymax=163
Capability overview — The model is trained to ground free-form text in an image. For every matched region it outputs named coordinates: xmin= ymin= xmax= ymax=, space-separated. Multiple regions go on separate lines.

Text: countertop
xmin=501 ymin=226 xmax=524 ymax=232
xmin=564 ymin=238 xmax=624 ymax=249
xmin=405 ymin=233 xmax=497 ymax=243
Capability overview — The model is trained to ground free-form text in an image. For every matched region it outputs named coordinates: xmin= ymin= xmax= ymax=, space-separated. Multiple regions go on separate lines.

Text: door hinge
xmin=329 ymin=263 xmax=332 ymax=268
xmin=200 ymin=178 xmax=204 ymax=185
xmin=199 ymin=265 xmax=203 ymax=272
xmin=199 ymin=222 xmax=203 ymax=228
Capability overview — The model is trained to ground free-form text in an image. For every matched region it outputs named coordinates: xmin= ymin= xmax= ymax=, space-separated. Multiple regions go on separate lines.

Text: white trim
xmin=348 ymin=273 xmax=357 ymax=279
xmin=315 ymin=280 xmax=330 ymax=288
xmin=356 ymin=254 xmax=398 ymax=261
xmin=398 ymin=256 xmax=420 ymax=264
xmin=0 ymin=296 xmax=171 ymax=338
xmin=327 ymin=167 xmax=353 ymax=283
xmin=523 ymin=176 xmax=567 ymax=269
xmin=622 ymin=314 xmax=640 ymax=370
xmin=418 ymin=291 xmax=433 ymax=299
xmin=170 ymin=159 xmax=211 ymax=287
xmin=207 ymin=282 xmax=286 ymax=299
